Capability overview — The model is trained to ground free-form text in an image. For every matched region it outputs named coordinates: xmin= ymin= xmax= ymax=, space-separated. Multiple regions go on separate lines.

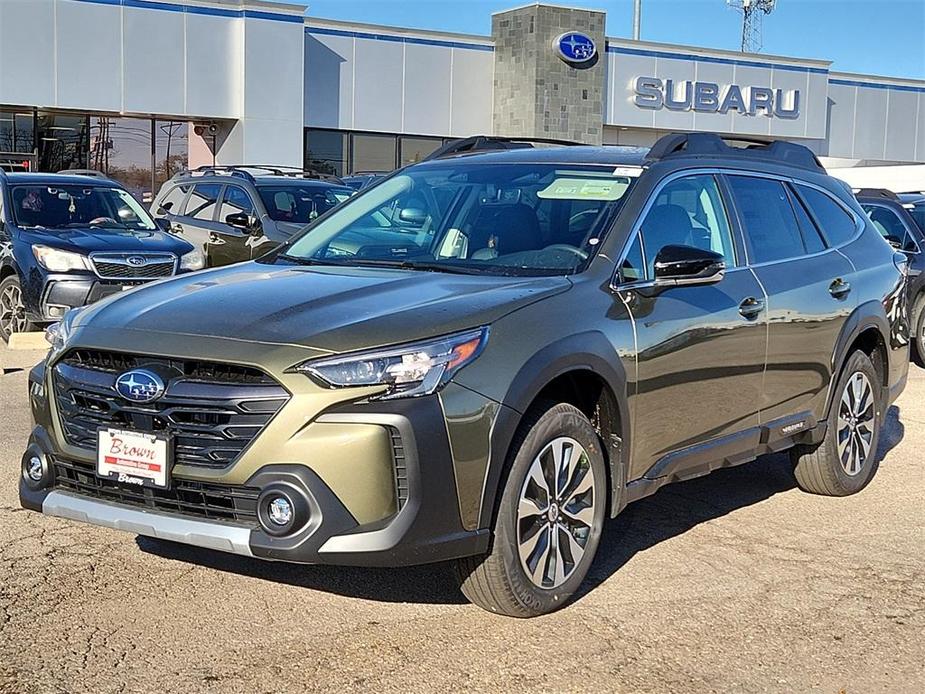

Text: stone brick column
xmin=491 ymin=4 xmax=606 ymax=145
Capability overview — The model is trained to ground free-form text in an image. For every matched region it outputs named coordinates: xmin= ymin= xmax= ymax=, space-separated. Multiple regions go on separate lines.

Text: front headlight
xmin=179 ymin=249 xmax=205 ymax=271
xmin=32 ymin=245 xmax=91 ymax=272
xmin=297 ymin=327 xmax=488 ymax=400
xmin=44 ymin=307 xmax=82 ymax=362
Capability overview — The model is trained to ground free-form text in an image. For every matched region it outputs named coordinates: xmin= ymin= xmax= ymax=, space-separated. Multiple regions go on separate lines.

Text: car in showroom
xmin=150 ymin=165 xmax=353 ymax=267
xmin=856 ymin=188 xmax=925 ymax=363
xmin=0 ymin=171 xmax=200 ymax=342
xmin=20 ymin=133 xmax=908 ymax=617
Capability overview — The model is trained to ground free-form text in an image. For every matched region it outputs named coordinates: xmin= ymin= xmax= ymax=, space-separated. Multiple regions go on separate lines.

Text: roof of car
xmin=1 ymin=172 xmax=124 ymax=187
xmin=415 ymin=145 xmax=649 ymax=168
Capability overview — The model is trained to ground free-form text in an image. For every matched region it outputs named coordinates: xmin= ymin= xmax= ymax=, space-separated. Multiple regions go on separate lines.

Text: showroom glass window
xmin=0 ymin=110 xmax=34 ymax=158
xmin=305 ymin=129 xmax=348 ymax=176
xmin=352 ymin=133 xmax=397 ymax=173
xmin=155 ymin=121 xmax=189 ymax=192
xmin=90 ymin=117 xmax=154 ymax=201
xmin=36 ymin=113 xmax=89 ymax=172
xmin=400 ymin=136 xmax=442 ymax=166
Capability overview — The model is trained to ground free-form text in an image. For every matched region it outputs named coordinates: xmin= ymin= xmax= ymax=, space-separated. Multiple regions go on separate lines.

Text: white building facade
xmin=0 ymin=0 xmax=922 ymax=199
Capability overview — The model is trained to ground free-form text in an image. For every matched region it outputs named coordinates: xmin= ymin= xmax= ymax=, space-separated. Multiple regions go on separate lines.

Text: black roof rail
xmin=645 ymin=132 xmax=825 ymax=173
xmin=173 ymin=165 xmax=344 ymax=185
xmin=424 ymin=135 xmax=579 ymax=161
xmin=853 ymin=187 xmax=900 ymax=201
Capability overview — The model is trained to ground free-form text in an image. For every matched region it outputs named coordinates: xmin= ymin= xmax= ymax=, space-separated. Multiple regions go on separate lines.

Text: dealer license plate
xmin=97 ymin=428 xmax=171 ymax=489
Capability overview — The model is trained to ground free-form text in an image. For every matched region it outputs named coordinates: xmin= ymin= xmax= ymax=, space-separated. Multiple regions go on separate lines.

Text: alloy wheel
xmin=837 ymin=371 xmax=876 ymax=476
xmin=0 ymin=283 xmax=28 ymax=335
xmin=516 ymin=436 xmax=596 ymax=589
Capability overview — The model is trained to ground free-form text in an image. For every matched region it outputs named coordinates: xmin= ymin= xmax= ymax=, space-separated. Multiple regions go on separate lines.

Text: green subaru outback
xmin=20 ymin=134 xmax=908 ymax=616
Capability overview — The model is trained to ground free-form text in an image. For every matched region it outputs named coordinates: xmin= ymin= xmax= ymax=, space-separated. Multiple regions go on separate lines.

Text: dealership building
xmin=1 ymin=0 xmax=923 ymax=199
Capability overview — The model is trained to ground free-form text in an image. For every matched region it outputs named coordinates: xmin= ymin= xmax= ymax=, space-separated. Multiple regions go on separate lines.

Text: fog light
xmin=26 ymin=456 xmax=44 ymax=482
xmin=267 ymin=496 xmax=293 ymax=526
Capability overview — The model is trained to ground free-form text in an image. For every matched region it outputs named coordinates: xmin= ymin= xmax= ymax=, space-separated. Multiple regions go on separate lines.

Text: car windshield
xmin=10 ymin=184 xmax=157 ymax=231
xmin=257 ymin=185 xmax=353 ymax=224
xmin=274 ymin=163 xmax=637 ymax=276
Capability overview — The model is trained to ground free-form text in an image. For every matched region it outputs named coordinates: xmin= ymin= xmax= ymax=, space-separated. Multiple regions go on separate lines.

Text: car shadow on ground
xmin=137 ymin=406 xmax=904 ymax=608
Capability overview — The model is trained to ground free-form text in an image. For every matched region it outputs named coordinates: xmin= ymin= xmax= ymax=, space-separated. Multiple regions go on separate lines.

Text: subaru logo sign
xmin=554 ymin=32 xmax=597 ymax=66
xmin=126 ymin=256 xmax=147 ymax=267
xmin=115 ymin=370 xmax=165 ymax=403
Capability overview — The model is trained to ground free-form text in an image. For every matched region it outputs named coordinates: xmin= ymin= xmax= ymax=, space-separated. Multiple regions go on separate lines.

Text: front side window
xmin=11 ymin=184 xmax=156 ymax=231
xmin=219 ymin=186 xmax=255 ymax=221
xmin=862 ymin=204 xmax=917 ymax=252
xmin=636 ymin=174 xmax=736 ymax=276
xmin=186 ymin=183 xmax=221 ymax=221
xmin=257 ymin=186 xmax=352 ymax=224
xmin=906 ymin=203 xmax=925 ymax=234
xmin=797 ymin=185 xmax=858 ymax=246
xmin=276 ymin=163 xmax=637 ymax=277
xmin=728 ymin=176 xmax=806 ymax=264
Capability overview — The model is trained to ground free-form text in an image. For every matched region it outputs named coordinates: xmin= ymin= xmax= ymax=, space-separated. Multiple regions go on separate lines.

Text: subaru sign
xmin=115 ymin=370 xmax=166 ymax=403
xmin=633 ymin=76 xmax=800 ymax=119
xmin=554 ymin=32 xmax=597 ymax=66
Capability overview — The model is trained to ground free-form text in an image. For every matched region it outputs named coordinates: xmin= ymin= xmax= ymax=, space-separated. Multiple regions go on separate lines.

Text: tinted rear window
xmin=797 ymin=185 xmax=857 ymax=246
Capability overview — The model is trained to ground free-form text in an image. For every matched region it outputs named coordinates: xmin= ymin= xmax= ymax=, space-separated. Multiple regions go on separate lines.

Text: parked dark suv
xmin=0 ymin=172 xmax=198 ymax=342
xmin=21 ymin=134 xmax=908 ymax=617
xmin=855 ymin=188 xmax=925 ymax=361
xmin=150 ymin=166 xmax=353 ymax=267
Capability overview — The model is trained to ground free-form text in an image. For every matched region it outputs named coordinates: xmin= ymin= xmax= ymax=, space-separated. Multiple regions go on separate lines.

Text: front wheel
xmin=790 ymin=350 xmax=882 ymax=496
xmin=0 ymin=275 xmax=35 ymax=343
xmin=454 ymin=402 xmax=608 ymax=617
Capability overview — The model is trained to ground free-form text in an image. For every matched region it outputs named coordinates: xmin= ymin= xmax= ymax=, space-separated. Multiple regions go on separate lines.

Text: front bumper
xmin=29 ymin=274 xmax=143 ymax=322
xmin=20 ymin=358 xmax=493 ymax=566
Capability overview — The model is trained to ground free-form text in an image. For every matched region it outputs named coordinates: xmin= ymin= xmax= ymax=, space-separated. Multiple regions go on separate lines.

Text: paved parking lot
xmin=1 ymin=347 xmax=923 ymax=693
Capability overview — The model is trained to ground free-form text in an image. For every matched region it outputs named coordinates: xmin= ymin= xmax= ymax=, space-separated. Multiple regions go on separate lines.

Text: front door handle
xmin=829 ymin=278 xmax=851 ymax=299
xmin=738 ymin=296 xmax=764 ymax=319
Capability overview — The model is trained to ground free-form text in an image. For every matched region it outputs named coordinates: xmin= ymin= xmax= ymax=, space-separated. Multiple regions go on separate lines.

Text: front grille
xmin=52 ymin=457 xmax=259 ymax=525
xmin=90 ymin=252 xmax=176 ymax=280
xmin=387 ymin=425 xmax=409 ymax=511
xmin=54 ymin=350 xmax=289 ymax=470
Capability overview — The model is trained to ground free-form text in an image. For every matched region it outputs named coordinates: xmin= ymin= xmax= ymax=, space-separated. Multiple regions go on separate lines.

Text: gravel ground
xmin=1 ymin=348 xmax=923 ymax=693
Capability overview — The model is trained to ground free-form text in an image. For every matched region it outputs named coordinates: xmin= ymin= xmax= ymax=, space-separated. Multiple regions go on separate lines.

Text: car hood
xmin=75 ymin=261 xmax=571 ymax=352
xmin=20 ymin=227 xmax=193 ymax=254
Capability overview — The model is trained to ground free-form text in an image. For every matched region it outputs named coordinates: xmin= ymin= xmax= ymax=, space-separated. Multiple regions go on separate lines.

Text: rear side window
xmin=727 ymin=176 xmax=805 ymax=264
xmin=796 ymin=185 xmax=857 ymax=246
xmin=157 ymin=184 xmax=189 ymax=215
xmin=186 ymin=184 xmax=221 ymax=222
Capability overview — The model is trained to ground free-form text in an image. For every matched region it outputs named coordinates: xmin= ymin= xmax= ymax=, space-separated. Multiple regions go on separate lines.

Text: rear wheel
xmin=0 ymin=276 xmax=34 ymax=343
xmin=454 ymin=402 xmax=607 ymax=617
xmin=912 ymin=293 xmax=925 ymax=367
xmin=790 ymin=350 xmax=882 ymax=496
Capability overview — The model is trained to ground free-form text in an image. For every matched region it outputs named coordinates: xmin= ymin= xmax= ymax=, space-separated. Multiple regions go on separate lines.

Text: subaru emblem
xmin=115 ymin=369 xmax=165 ymax=403
xmin=554 ymin=32 xmax=597 ymax=66
xmin=127 ymin=256 xmax=147 ymax=267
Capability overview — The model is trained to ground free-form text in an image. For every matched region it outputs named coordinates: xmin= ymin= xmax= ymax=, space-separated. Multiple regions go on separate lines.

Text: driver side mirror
xmin=398 ymin=208 xmax=427 ymax=227
xmin=653 ymin=245 xmax=725 ymax=286
xmin=225 ymin=212 xmax=261 ymax=234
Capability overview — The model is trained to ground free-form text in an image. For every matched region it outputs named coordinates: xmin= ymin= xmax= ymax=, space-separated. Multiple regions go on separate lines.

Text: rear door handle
xmin=829 ymin=278 xmax=851 ymax=298
xmin=738 ymin=297 xmax=764 ymax=319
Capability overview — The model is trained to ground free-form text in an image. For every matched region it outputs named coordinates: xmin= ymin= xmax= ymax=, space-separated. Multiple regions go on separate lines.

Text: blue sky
xmin=283 ymin=0 xmax=925 ymax=80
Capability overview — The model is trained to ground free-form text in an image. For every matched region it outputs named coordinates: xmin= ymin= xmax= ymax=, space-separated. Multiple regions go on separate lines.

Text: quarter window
xmin=727 ymin=176 xmax=806 ymax=264
xmin=636 ymin=174 xmax=736 ymax=276
xmin=620 ymin=234 xmax=645 ymax=282
xmin=787 ymin=185 xmax=827 ymax=254
xmin=186 ymin=184 xmax=221 ymax=222
xmin=796 ymin=185 xmax=857 ymax=246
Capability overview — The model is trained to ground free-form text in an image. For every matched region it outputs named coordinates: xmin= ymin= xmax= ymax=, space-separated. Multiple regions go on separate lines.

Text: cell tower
xmin=727 ymin=0 xmax=777 ymax=53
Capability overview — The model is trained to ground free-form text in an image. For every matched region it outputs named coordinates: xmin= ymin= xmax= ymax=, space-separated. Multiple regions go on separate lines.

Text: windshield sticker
xmin=538 ymin=178 xmax=631 ymax=201
xmin=612 ymin=166 xmax=643 ymax=178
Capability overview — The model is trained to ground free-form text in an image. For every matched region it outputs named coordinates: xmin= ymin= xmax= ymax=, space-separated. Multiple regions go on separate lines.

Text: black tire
xmin=912 ymin=293 xmax=925 ymax=368
xmin=0 ymin=275 xmax=35 ymax=343
xmin=453 ymin=401 xmax=608 ymax=617
xmin=790 ymin=350 xmax=882 ymax=496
